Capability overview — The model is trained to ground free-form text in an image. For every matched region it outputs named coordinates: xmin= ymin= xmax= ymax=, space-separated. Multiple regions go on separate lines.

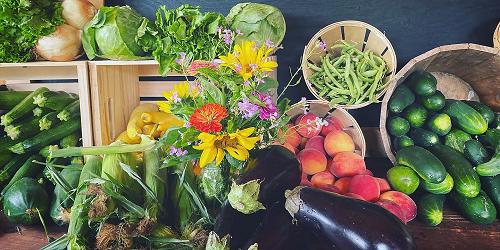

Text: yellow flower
xmin=193 ymin=127 xmax=260 ymax=168
xmin=157 ymin=82 xmax=199 ymax=113
xmin=220 ymin=41 xmax=278 ymax=81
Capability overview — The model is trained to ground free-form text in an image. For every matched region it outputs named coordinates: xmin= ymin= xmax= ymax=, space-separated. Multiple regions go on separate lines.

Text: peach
xmin=379 ymin=191 xmax=417 ymax=223
xmin=362 ymin=169 xmax=373 ymax=176
xmin=295 ymin=113 xmax=322 ymax=138
xmin=299 ymin=137 xmax=308 ymax=149
xmin=349 ymin=175 xmax=380 ymax=202
xmin=294 ymin=114 xmax=304 ymax=124
xmin=324 ymin=130 xmax=355 ymax=156
xmin=376 ymin=178 xmax=391 ymax=192
xmin=321 ymin=117 xmax=343 ymax=136
xmin=329 ymin=152 xmax=366 ymax=177
xmin=345 ymin=192 xmax=365 ymax=200
xmin=321 ymin=184 xmax=341 ymax=194
xmin=297 ymin=148 xmax=327 ymax=175
xmin=333 ymin=177 xmax=352 ymax=194
xmin=279 ymin=124 xmax=301 ymax=148
xmin=311 ymin=171 xmax=335 ymax=188
xmin=376 ymin=200 xmax=406 ymax=223
xmin=300 ymin=172 xmax=312 ymax=187
xmin=305 ymin=136 xmax=326 ymax=155
xmin=282 ymin=143 xmax=297 ymax=154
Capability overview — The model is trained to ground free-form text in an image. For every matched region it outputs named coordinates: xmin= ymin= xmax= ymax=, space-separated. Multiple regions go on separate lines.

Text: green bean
xmin=308 ymin=62 xmax=323 ymax=72
xmin=319 ymin=88 xmax=329 ymax=97
xmin=349 ymin=69 xmax=361 ymax=99
xmin=362 ymin=69 xmax=378 ymax=77
xmin=325 ymin=57 xmax=341 ymax=77
xmin=333 ymin=55 xmax=346 ymax=67
xmin=369 ymin=67 xmax=384 ymax=101
xmin=322 ymin=58 xmax=344 ymax=89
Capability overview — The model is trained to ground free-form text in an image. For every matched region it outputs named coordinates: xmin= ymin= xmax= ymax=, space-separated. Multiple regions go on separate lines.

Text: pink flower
xmin=256 ymin=93 xmax=278 ymax=120
xmin=238 ymin=98 xmax=259 ymax=118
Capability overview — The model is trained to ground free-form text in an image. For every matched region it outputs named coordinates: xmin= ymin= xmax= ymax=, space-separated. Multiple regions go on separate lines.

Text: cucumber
xmin=396 ymin=146 xmax=447 ymax=183
xmin=444 ymin=129 xmax=471 ymax=153
xmin=429 ymin=144 xmax=481 ymax=198
xmin=409 ymin=128 xmax=440 ymax=147
xmin=465 ymin=101 xmax=494 ymax=125
xmin=404 ymin=104 xmax=428 ymax=128
xmin=442 ymin=100 xmax=487 ymax=135
xmin=386 ymin=165 xmax=420 ymax=195
xmin=475 ymin=146 xmax=499 ymax=177
xmin=389 ymin=84 xmax=415 ymax=113
xmin=421 ymin=91 xmax=445 ymax=111
xmin=418 ymin=194 xmax=445 ymax=226
xmin=9 ymin=118 xmax=81 ymax=154
xmin=406 ymin=71 xmax=437 ymax=96
xmin=450 ymin=190 xmax=496 ymax=225
xmin=426 ymin=113 xmax=451 ymax=136
xmin=33 ymin=91 xmax=78 ymax=111
xmin=392 ymin=135 xmax=414 ymax=151
xmin=421 ymin=173 xmax=454 ymax=194
xmin=1 ymin=87 xmax=49 ymax=126
xmin=478 ymin=128 xmax=499 ymax=150
xmin=387 ymin=116 xmax=410 ymax=137
xmin=1 ymin=155 xmax=43 ymax=196
xmin=463 ymin=140 xmax=489 ymax=166
xmin=0 ymin=91 xmax=31 ymax=110
xmin=481 ymin=175 xmax=500 ymax=210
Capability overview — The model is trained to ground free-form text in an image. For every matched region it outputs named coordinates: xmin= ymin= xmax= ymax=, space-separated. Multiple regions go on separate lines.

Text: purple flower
xmin=256 ymin=93 xmax=278 ymax=120
xmin=243 ymin=80 xmax=251 ymax=86
xmin=184 ymin=121 xmax=191 ymax=128
xmin=318 ymin=41 xmax=327 ymax=51
xmin=170 ymin=146 xmax=188 ymax=157
xmin=235 ymin=64 xmax=242 ymax=72
xmin=223 ymin=29 xmax=233 ymax=45
xmin=249 ymin=64 xmax=257 ymax=70
xmin=265 ymin=39 xmax=274 ymax=49
xmin=175 ymin=52 xmax=186 ymax=65
xmin=171 ymin=92 xmax=181 ymax=103
xmin=236 ymin=29 xmax=243 ymax=36
xmin=238 ymin=98 xmax=259 ymax=118
xmin=216 ymin=26 xmax=222 ymax=35
xmin=255 ymin=77 xmax=265 ymax=84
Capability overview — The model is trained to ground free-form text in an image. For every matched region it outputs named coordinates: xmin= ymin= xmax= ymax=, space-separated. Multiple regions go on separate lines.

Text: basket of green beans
xmin=302 ymin=20 xmax=397 ymax=109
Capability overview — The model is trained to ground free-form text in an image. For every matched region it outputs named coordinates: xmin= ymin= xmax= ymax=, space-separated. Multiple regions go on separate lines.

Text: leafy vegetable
xmin=0 ymin=0 xmax=64 ymax=62
xmin=82 ymin=6 xmax=152 ymax=60
xmin=144 ymin=4 xmax=229 ymax=75
xmin=227 ymin=2 xmax=286 ymax=47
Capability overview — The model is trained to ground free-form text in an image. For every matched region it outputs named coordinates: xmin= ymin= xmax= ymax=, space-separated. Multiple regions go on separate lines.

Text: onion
xmin=62 ymin=0 xmax=97 ymax=30
xmin=36 ymin=24 xmax=82 ymax=62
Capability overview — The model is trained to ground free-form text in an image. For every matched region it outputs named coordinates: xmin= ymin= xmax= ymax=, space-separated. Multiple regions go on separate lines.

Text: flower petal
xmin=226 ymin=146 xmax=249 ymax=161
xmin=199 ymin=146 xmax=217 ymax=168
xmin=215 ymin=148 xmax=225 ymax=166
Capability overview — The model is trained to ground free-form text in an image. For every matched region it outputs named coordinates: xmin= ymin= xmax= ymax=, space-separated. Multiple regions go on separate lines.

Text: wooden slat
xmin=0 ymin=66 xmax=78 ymax=80
xmin=139 ymin=81 xmax=181 ymax=97
xmin=77 ymin=63 xmax=93 ymax=147
xmin=6 ymin=82 xmax=80 ymax=93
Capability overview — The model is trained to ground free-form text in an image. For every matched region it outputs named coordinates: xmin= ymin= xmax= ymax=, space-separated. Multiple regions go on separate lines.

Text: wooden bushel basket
xmin=380 ymin=43 xmax=500 ymax=163
xmin=302 ymin=20 xmax=397 ymax=109
xmin=287 ymin=100 xmax=366 ymax=157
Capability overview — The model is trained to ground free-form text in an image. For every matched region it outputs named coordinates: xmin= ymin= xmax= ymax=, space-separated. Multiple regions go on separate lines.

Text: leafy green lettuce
xmin=0 ymin=0 xmax=63 ymax=62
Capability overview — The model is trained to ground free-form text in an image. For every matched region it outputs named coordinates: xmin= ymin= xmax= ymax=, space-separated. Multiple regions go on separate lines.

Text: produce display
xmin=385 ymin=70 xmax=499 ymax=226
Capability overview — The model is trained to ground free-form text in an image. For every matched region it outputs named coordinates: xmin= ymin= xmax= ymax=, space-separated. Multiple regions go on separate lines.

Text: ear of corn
xmin=143 ymin=138 xmax=167 ymax=220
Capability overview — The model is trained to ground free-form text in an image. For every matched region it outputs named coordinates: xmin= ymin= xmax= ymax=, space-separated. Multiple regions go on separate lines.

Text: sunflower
xmin=189 ymin=103 xmax=228 ymax=133
xmin=220 ymin=41 xmax=278 ymax=81
xmin=158 ymin=82 xmax=199 ymax=113
xmin=193 ymin=127 xmax=260 ymax=168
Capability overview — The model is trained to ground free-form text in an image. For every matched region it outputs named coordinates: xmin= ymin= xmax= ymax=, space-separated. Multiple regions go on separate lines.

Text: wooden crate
xmin=0 ymin=61 xmax=93 ymax=146
xmin=88 ymin=60 xmax=278 ymax=145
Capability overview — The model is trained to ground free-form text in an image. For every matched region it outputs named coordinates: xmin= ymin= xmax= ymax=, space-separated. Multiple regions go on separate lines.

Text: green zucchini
xmin=389 ymin=84 xmax=415 ymax=113
xmin=442 ymin=100 xmax=487 ymax=135
xmin=0 ymin=150 xmax=13 ymax=166
xmin=4 ymin=116 xmax=42 ymax=140
xmin=9 ymin=117 xmax=81 ymax=154
xmin=39 ymin=145 xmax=59 ymax=159
xmin=481 ymin=175 xmax=500 ymax=210
xmin=2 ymin=177 xmax=49 ymax=225
xmin=60 ymin=133 xmax=80 ymax=148
xmin=0 ymin=154 xmax=31 ymax=187
xmin=429 ymin=144 xmax=481 ymax=198
xmin=421 ymin=173 xmax=454 ymax=194
xmin=444 ymin=129 xmax=471 ymax=153
xmin=0 ymin=136 xmax=21 ymax=153
xmin=1 ymin=87 xmax=49 ymax=126
xmin=464 ymin=101 xmax=494 ymax=125
xmin=396 ymin=146 xmax=447 ymax=183
xmin=463 ymin=140 xmax=489 ymax=166
xmin=417 ymin=194 xmax=445 ymax=226
xmin=39 ymin=112 xmax=60 ymax=131
xmin=409 ymin=128 xmax=440 ymax=147
xmin=0 ymin=91 xmax=30 ymax=110
xmin=450 ymin=190 xmax=496 ymax=225
xmin=1 ymin=155 xmax=43 ymax=196
xmin=33 ymin=91 xmax=78 ymax=111
xmin=57 ymin=100 xmax=80 ymax=121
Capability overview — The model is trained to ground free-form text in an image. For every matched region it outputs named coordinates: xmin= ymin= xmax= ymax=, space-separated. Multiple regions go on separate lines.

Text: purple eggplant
xmin=214 ymin=145 xmax=301 ymax=249
xmin=285 ymin=187 xmax=415 ymax=250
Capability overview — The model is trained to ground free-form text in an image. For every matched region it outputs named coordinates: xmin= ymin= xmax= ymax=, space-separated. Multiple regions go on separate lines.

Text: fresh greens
xmin=0 ymin=0 xmax=63 ymax=62
xmin=82 ymin=6 xmax=153 ymax=60
xmin=144 ymin=4 xmax=230 ymax=75
xmin=227 ymin=2 xmax=286 ymax=47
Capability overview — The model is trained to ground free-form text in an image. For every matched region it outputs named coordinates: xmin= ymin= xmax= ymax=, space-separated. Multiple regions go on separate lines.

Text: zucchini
xmin=0 ymin=150 xmax=13 ymax=166
xmin=9 ymin=117 xmax=81 ymax=154
xmin=33 ymin=107 xmax=50 ymax=118
xmin=0 ymin=154 xmax=31 ymax=186
xmin=4 ymin=117 xmax=42 ymax=140
xmin=60 ymin=133 xmax=80 ymax=148
xmin=0 ymin=91 xmax=30 ymax=110
xmin=33 ymin=91 xmax=78 ymax=111
xmin=429 ymin=144 xmax=481 ymax=198
xmin=1 ymin=155 xmax=43 ymax=196
xmin=442 ymin=100 xmax=487 ymax=135
xmin=1 ymin=87 xmax=49 ymax=126
xmin=57 ymin=100 xmax=80 ymax=121
xmin=396 ymin=146 xmax=447 ymax=183
xmin=481 ymin=175 xmax=500 ymax=210
xmin=39 ymin=112 xmax=59 ymax=131
xmin=444 ymin=129 xmax=471 ymax=153
xmin=2 ymin=177 xmax=49 ymax=225
xmin=0 ymin=136 xmax=21 ymax=152
xmin=417 ymin=194 xmax=445 ymax=226
xmin=464 ymin=101 xmax=494 ymax=125
xmin=421 ymin=173 xmax=454 ymax=194
xmin=450 ymin=190 xmax=496 ymax=225
xmin=463 ymin=140 xmax=489 ymax=166
xmin=39 ymin=145 xmax=59 ymax=159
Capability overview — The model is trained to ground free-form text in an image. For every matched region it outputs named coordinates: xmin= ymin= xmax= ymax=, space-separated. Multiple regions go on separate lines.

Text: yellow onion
xmin=62 ymin=0 xmax=97 ymax=30
xmin=35 ymin=24 xmax=82 ymax=62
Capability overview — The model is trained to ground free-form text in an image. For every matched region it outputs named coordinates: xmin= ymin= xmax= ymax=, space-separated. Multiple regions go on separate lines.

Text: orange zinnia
xmin=189 ymin=103 xmax=228 ymax=133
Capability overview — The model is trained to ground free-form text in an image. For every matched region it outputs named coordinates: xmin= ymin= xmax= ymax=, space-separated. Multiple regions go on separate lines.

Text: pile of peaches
xmin=279 ymin=112 xmax=417 ymax=224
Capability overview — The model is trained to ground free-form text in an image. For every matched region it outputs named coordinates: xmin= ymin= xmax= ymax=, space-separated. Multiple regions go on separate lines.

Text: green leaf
xmin=256 ymin=77 xmax=279 ymax=92
xmin=227 ymin=180 xmax=266 ymax=214
xmin=202 ymin=80 xmax=225 ymax=105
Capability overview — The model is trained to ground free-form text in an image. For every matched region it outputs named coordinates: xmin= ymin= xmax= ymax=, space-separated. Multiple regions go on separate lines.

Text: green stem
xmin=50 ymin=141 xmax=156 ymax=158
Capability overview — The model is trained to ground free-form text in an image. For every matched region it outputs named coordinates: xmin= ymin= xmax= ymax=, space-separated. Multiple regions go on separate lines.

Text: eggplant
xmin=215 ymin=145 xmax=301 ymax=249
xmin=285 ymin=187 xmax=415 ymax=250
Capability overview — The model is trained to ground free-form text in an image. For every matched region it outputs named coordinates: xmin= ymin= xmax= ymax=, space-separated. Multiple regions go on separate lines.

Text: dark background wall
xmin=107 ymin=0 xmax=500 ymax=127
